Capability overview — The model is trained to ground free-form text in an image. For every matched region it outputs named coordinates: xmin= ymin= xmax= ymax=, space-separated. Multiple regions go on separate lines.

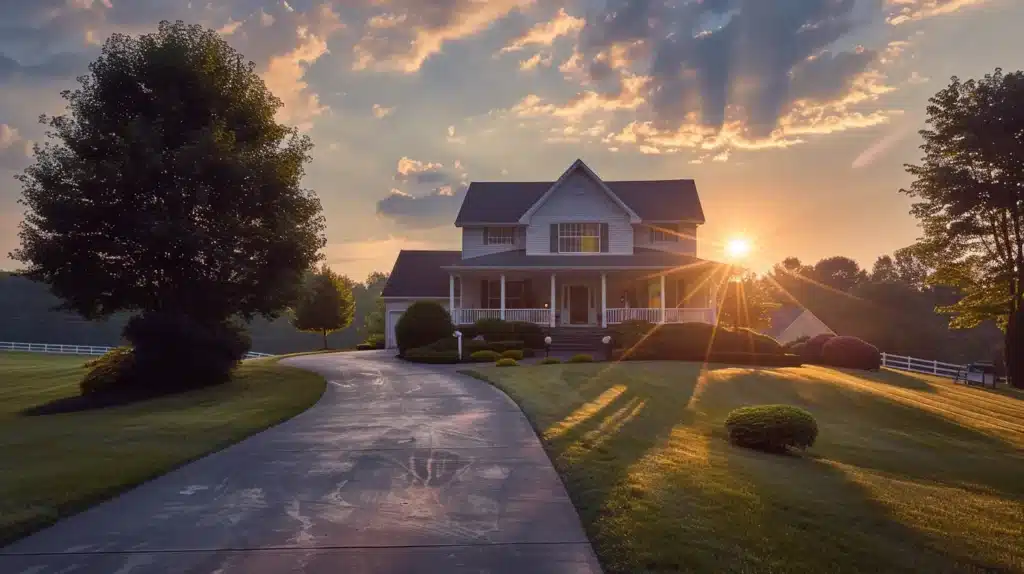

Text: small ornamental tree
xmin=291 ymin=265 xmax=355 ymax=349
xmin=11 ymin=21 xmax=326 ymax=328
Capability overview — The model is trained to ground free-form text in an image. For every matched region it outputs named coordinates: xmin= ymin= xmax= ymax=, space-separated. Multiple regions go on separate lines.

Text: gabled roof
xmin=380 ymin=250 xmax=462 ymax=298
xmin=766 ymin=305 xmax=805 ymax=338
xmin=454 ymin=161 xmax=705 ymax=226
xmin=517 ymin=159 xmax=641 ymax=224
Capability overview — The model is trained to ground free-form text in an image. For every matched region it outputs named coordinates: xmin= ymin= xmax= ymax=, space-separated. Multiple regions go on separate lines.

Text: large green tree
xmin=812 ymin=256 xmax=868 ymax=292
xmin=901 ymin=69 xmax=1024 ymax=387
xmin=11 ymin=21 xmax=326 ymax=325
xmin=717 ymin=271 xmax=779 ymax=331
xmin=291 ymin=265 xmax=354 ymax=349
xmin=360 ymin=271 xmax=389 ymax=341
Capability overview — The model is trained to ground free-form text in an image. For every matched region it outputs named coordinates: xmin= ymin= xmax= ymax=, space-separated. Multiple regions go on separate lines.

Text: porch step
xmin=545 ymin=327 xmax=612 ymax=352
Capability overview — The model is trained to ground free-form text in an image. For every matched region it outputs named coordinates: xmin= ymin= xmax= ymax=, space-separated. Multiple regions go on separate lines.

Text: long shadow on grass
xmin=20 ymin=389 xmax=184 ymax=416
xmin=700 ymin=368 xmax=1024 ymax=499
xmin=698 ymin=371 xmax=1023 ymax=573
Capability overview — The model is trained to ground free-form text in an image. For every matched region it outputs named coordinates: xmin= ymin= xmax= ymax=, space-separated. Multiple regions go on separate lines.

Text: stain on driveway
xmin=0 ymin=351 xmax=602 ymax=573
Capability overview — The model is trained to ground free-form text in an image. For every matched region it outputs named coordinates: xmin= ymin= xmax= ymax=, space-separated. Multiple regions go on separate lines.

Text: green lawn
xmin=0 ymin=352 xmax=326 ymax=545
xmin=466 ymin=362 xmax=1024 ymax=574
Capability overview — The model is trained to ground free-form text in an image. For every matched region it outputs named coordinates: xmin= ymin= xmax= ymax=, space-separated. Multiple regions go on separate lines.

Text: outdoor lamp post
xmin=544 ymin=336 xmax=552 ymax=358
xmin=601 ymin=335 xmax=612 ymax=361
xmin=454 ymin=330 xmax=463 ymax=361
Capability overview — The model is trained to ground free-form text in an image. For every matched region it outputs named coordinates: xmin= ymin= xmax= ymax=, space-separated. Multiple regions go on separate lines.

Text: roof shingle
xmin=454 ymin=179 xmax=705 ymax=225
xmin=380 ymin=250 xmax=462 ymax=298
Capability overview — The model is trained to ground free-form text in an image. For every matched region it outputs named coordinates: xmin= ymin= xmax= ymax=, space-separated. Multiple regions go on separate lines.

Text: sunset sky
xmin=1 ymin=0 xmax=1022 ymax=281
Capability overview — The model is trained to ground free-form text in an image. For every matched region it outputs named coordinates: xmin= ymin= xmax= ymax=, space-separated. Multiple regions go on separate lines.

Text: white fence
xmin=0 ymin=341 xmax=273 ymax=359
xmin=881 ymin=352 xmax=964 ymax=379
xmin=605 ymin=307 xmax=715 ymax=325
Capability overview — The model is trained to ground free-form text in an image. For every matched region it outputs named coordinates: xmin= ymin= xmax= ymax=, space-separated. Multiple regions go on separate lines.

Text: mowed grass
xmin=467 ymin=362 xmax=1024 ymax=574
xmin=0 ymin=352 xmax=326 ymax=545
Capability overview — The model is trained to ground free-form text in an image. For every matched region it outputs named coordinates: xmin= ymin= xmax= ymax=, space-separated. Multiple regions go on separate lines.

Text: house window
xmin=484 ymin=280 xmax=525 ymax=309
xmin=484 ymin=227 xmax=516 ymax=245
xmin=558 ymin=223 xmax=601 ymax=253
xmin=651 ymin=223 xmax=679 ymax=243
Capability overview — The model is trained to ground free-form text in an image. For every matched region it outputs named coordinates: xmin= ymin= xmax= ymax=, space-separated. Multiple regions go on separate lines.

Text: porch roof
xmin=442 ymin=248 xmax=720 ymax=271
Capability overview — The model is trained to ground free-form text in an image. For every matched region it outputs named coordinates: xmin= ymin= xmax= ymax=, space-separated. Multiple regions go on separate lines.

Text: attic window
xmin=484 ymin=227 xmax=516 ymax=245
xmin=650 ymin=223 xmax=679 ymax=243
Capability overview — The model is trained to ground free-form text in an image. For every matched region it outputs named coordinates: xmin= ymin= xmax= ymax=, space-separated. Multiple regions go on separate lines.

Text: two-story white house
xmin=380 ymin=159 xmax=727 ymax=349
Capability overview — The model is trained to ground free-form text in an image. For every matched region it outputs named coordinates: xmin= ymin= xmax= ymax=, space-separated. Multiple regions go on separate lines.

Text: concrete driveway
xmin=0 ymin=351 xmax=601 ymax=573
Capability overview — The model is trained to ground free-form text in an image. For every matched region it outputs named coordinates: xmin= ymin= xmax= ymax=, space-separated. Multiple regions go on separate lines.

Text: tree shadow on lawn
xmin=21 ymin=387 xmax=207 ymax=416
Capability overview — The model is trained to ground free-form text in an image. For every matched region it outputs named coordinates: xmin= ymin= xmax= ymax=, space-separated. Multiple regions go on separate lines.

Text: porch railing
xmin=453 ymin=308 xmax=550 ymax=325
xmin=605 ymin=308 xmax=715 ymax=325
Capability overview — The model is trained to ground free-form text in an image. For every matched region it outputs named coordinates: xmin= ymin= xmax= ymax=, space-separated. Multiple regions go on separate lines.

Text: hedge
xmin=395 ymin=301 xmax=454 ymax=354
xmin=821 ymin=336 xmax=881 ymax=370
xmin=403 ymin=347 xmax=459 ymax=364
xmin=612 ymin=321 xmax=789 ymax=362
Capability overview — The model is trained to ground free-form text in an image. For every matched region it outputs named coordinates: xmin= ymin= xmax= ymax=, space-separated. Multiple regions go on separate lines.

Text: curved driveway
xmin=0 ymin=351 xmax=601 ymax=573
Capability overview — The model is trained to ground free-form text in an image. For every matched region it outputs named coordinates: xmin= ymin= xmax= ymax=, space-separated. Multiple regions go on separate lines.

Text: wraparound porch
xmin=446 ymin=269 xmax=719 ymax=328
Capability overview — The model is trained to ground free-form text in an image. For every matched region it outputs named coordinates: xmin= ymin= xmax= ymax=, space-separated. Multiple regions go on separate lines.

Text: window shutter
xmin=480 ymin=280 xmax=488 ymax=309
xmin=550 ymin=224 xmax=558 ymax=252
xmin=600 ymin=223 xmax=609 ymax=252
xmin=482 ymin=227 xmax=489 ymax=244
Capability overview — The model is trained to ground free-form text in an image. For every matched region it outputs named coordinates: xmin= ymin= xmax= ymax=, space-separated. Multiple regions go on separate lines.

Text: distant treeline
xmin=0 ymin=271 xmax=387 ymax=354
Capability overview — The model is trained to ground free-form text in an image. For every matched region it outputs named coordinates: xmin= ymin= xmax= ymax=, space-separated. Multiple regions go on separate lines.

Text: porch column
xmin=659 ymin=274 xmax=666 ymax=324
xmin=601 ymin=273 xmax=607 ymax=328
xmin=500 ymin=273 xmax=506 ymax=320
xmin=550 ymin=273 xmax=556 ymax=327
xmin=449 ymin=274 xmax=456 ymax=325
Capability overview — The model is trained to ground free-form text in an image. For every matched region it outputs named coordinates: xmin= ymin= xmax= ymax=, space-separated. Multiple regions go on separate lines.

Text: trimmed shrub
xmin=611 ymin=319 xmax=656 ymax=348
xmin=501 ymin=349 xmax=524 ymax=360
xmin=614 ymin=321 xmax=790 ymax=363
xmin=725 ymin=405 xmax=818 ymax=452
xmin=355 ymin=343 xmax=374 ymax=351
xmin=80 ymin=347 xmax=136 ymax=396
xmin=789 ymin=342 xmax=807 ymax=356
xmin=121 ymin=312 xmax=251 ymax=393
xmin=569 ymin=353 xmax=594 ymax=363
xmin=404 ymin=347 xmax=459 ymax=364
xmin=509 ymin=321 xmax=546 ymax=348
xmin=539 ymin=357 xmax=562 ymax=365
xmin=734 ymin=328 xmax=785 ymax=354
xmin=395 ymin=301 xmax=454 ymax=354
xmin=469 ymin=350 xmax=502 ymax=363
xmin=522 ymin=348 xmax=536 ymax=358
xmin=802 ymin=333 xmax=836 ymax=363
xmin=475 ymin=318 xmax=514 ymax=341
xmin=821 ymin=336 xmax=881 ymax=370
xmin=496 ymin=358 xmax=518 ymax=367
xmin=784 ymin=335 xmax=811 ymax=349
xmin=424 ymin=338 xmax=524 ymax=355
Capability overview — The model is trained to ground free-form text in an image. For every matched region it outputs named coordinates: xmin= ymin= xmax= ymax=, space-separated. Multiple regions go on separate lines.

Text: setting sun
xmin=725 ymin=237 xmax=752 ymax=259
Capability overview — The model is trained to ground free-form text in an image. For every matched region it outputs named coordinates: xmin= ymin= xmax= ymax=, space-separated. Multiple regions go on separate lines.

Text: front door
xmin=569 ymin=285 xmax=589 ymax=324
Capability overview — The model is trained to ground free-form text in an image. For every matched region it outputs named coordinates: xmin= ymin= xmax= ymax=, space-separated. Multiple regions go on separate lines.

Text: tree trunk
xmin=1008 ymin=306 xmax=1023 ymax=389
xmin=322 ymin=330 xmax=328 ymax=350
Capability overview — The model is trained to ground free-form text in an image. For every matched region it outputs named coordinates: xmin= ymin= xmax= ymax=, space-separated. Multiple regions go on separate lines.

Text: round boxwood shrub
xmin=395 ymin=301 xmax=454 ymax=354
xmin=80 ymin=347 xmax=136 ymax=396
xmin=496 ymin=358 xmax=518 ymax=367
xmin=802 ymin=333 xmax=836 ymax=363
xmin=821 ymin=336 xmax=881 ymax=370
xmin=122 ymin=312 xmax=251 ymax=392
xmin=725 ymin=405 xmax=818 ymax=453
xmin=501 ymin=349 xmax=524 ymax=360
xmin=568 ymin=353 xmax=594 ymax=363
xmin=539 ymin=357 xmax=561 ymax=365
xmin=470 ymin=349 xmax=501 ymax=362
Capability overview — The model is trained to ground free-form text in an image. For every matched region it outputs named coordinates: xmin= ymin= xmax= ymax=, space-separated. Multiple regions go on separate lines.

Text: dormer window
xmin=650 ymin=223 xmax=679 ymax=243
xmin=484 ymin=227 xmax=516 ymax=245
xmin=559 ymin=223 xmax=601 ymax=253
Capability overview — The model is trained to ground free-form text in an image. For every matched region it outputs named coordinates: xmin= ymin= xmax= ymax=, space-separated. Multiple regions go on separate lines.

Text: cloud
xmin=447 ymin=125 xmax=466 ymax=144
xmin=352 ymin=0 xmax=534 ymax=73
xmin=378 ymin=156 xmax=469 ymax=228
xmin=491 ymin=0 xmax=910 ymax=155
xmin=0 ymin=124 xmax=31 ymax=170
xmin=500 ymin=8 xmax=585 ymax=54
xmin=222 ymin=3 xmax=344 ymax=131
xmin=886 ymin=0 xmax=990 ymax=24
xmin=519 ymin=52 xmax=553 ymax=71
xmin=372 ymin=103 xmax=395 ymax=118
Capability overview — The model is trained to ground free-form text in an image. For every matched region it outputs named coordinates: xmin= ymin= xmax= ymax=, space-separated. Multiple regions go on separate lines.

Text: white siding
xmin=633 ymin=223 xmax=698 ymax=255
xmin=524 ymin=171 xmax=633 ymax=255
xmin=461 ymin=226 xmax=524 ymax=259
